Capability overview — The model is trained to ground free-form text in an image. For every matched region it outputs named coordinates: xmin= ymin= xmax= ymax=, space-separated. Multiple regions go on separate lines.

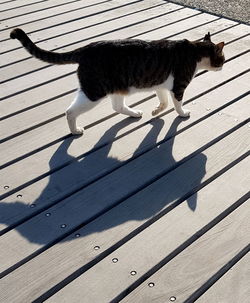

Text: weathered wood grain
xmin=0 ymin=0 xmax=135 ymax=39
xmin=44 ymin=160 xmax=250 ymax=303
xmin=197 ymin=253 xmax=250 ymax=303
xmin=0 ymin=0 xmax=52 ymax=14
xmin=120 ymin=201 xmax=250 ymax=303
xmin=0 ymin=0 xmax=106 ymax=25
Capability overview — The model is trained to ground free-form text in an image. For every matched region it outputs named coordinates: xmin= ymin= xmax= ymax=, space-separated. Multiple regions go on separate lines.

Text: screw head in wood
xmin=112 ymin=258 xmax=118 ymax=263
xmin=170 ymin=296 xmax=176 ymax=301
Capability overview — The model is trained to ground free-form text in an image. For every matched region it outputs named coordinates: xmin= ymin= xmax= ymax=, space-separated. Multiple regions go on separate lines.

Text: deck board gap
xmin=0 ymin=0 xmax=143 ymax=39
xmin=0 ymin=0 xmax=111 ymax=23
xmin=0 ymin=0 xmax=49 ymax=13
xmin=110 ymin=196 xmax=250 ymax=303
xmin=1 ymin=1 xmax=169 ymax=50
xmin=184 ymin=243 xmax=250 ymax=303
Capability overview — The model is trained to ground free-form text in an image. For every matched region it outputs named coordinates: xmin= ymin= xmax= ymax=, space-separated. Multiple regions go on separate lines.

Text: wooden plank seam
xmin=109 ymin=195 xmax=250 ymax=303
xmin=0 ymin=0 xmax=144 ymax=41
xmin=0 ymin=0 xmax=50 ymax=13
xmin=0 ymin=0 xmax=96 ymax=22
xmin=183 ymin=243 xmax=250 ymax=303
xmin=0 ymin=2 xmax=172 ymax=49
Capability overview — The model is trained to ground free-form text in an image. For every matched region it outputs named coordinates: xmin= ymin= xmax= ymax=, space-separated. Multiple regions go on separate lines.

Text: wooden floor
xmin=0 ymin=0 xmax=249 ymax=302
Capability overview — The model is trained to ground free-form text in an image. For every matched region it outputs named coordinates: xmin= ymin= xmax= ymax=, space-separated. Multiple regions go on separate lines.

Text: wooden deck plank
xmin=0 ymin=0 xmax=173 ymax=59
xmin=196 ymin=253 xmax=250 ymax=303
xmin=0 ymin=119 xmax=249 ymax=302
xmin=0 ymin=0 xmax=49 ymax=13
xmin=0 ymin=96 xmax=249 ymax=274
xmin=0 ymin=0 xmax=105 ymax=25
xmin=120 ymin=201 xmax=250 ymax=303
xmin=44 ymin=159 xmax=250 ymax=303
xmin=0 ymin=0 xmax=130 ymax=39
xmin=1 ymin=52 xmax=249 ymax=197
xmin=0 ymin=0 xmax=166 ymax=54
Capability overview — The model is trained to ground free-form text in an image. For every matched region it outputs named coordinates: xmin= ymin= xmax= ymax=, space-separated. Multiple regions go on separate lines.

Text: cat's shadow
xmin=0 ymin=116 xmax=207 ymax=244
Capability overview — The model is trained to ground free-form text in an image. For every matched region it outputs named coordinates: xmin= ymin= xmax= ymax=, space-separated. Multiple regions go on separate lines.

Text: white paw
xmin=178 ymin=109 xmax=190 ymax=117
xmin=152 ymin=108 xmax=161 ymax=116
xmin=131 ymin=110 xmax=143 ymax=117
xmin=72 ymin=127 xmax=84 ymax=135
xmin=152 ymin=103 xmax=167 ymax=116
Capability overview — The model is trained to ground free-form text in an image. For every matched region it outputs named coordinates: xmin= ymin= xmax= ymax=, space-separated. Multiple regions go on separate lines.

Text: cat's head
xmin=197 ymin=32 xmax=225 ymax=71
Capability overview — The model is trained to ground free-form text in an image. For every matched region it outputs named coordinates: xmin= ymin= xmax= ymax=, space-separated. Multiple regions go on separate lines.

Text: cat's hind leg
xmin=152 ymin=89 xmax=169 ymax=116
xmin=110 ymin=94 xmax=143 ymax=118
xmin=66 ymin=89 xmax=100 ymax=135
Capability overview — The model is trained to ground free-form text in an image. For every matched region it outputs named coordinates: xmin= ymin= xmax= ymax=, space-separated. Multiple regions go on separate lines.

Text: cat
xmin=10 ymin=28 xmax=225 ymax=135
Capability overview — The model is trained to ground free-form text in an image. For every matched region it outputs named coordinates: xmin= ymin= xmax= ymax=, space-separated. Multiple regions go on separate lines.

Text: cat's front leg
xmin=152 ymin=89 xmax=168 ymax=116
xmin=170 ymin=91 xmax=190 ymax=118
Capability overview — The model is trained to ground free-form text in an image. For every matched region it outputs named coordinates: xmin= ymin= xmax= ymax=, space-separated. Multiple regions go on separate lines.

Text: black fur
xmin=10 ymin=28 xmax=225 ymax=102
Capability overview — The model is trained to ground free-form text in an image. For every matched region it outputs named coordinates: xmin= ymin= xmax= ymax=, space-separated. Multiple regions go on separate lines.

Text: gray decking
xmin=0 ymin=0 xmax=249 ymax=302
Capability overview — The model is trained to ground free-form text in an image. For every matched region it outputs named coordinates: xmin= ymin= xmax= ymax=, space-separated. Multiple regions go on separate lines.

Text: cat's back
xmin=80 ymin=38 xmax=176 ymax=58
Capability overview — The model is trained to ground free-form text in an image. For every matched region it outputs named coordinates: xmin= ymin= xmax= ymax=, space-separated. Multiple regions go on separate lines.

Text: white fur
xmin=66 ymin=89 xmax=101 ymax=135
xmin=197 ymin=57 xmax=222 ymax=71
xmin=110 ymin=94 xmax=143 ymax=118
xmin=66 ymin=73 xmax=191 ymax=135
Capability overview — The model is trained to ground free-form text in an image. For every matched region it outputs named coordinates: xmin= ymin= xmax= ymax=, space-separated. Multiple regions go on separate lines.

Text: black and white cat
xmin=10 ymin=28 xmax=225 ymax=135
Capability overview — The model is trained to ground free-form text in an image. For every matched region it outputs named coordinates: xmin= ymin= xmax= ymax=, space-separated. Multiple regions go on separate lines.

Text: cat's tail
xmin=10 ymin=28 xmax=79 ymax=64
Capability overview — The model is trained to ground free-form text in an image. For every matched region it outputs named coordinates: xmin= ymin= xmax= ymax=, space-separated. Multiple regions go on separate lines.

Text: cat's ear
xmin=204 ymin=32 xmax=211 ymax=42
xmin=216 ymin=41 xmax=225 ymax=52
